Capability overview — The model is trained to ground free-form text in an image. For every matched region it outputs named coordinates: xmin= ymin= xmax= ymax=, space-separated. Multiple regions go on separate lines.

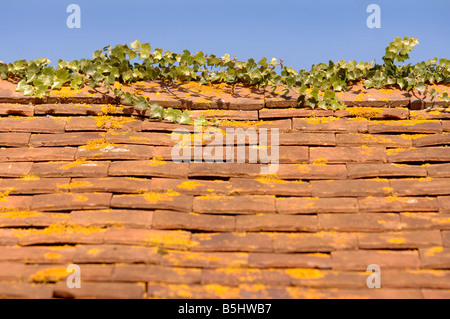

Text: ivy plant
xmin=0 ymin=36 xmax=448 ymax=125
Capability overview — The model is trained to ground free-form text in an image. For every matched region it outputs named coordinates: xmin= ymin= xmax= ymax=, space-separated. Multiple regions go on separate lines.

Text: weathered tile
xmin=310 ymin=179 xmax=391 ymax=197
xmin=276 ymin=197 xmax=358 ymax=214
xmin=31 ymin=193 xmax=112 ymax=211
xmin=332 ymin=250 xmax=420 ymax=270
xmin=310 ymin=146 xmax=387 ymax=164
xmin=0 ymin=147 xmax=76 ymax=162
xmin=193 ymin=195 xmax=276 ymax=214
xmin=111 ymin=192 xmax=193 ymax=212
xmin=358 ymin=230 xmax=442 ymax=249
xmin=318 ymin=213 xmax=401 ymax=232
xmin=152 ymin=210 xmax=235 ymax=232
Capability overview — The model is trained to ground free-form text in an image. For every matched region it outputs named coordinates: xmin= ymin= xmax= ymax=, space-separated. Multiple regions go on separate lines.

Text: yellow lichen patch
xmin=80 ymin=139 xmax=116 ymax=150
xmin=378 ymin=88 xmax=393 ymax=94
xmin=305 ymin=117 xmax=339 ymax=125
xmin=218 ymin=120 xmax=272 ymax=128
xmin=312 ymin=158 xmax=328 ymax=166
xmin=204 ymin=284 xmax=240 ymax=299
xmin=388 ymin=238 xmax=405 ymax=244
xmin=148 ymin=156 xmax=166 ymax=167
xmin=410 ymin=110 xmax=443 ymax=120
xmin=73 ymin=103 xmax=93 ymax=108
xmin=144 ymin=231 xmax=194 ymax=250
xmin=198 ymin=193 xmax=222 ymax=199
xmin=62 ymin=158 xmax=95 ymax=170
xmin=129 ymin=136 xmax=152 ymax=143
xmin=347 ymin=107 xmax=383 ymax=119
xmin=74 ymin=194 xmax=88 ymax=202
xmin=100 ymin=104 xmax=122 ymax=115
xmin=29 ymin=267 xmax=69 ymax=283
xmin=13 ymin=224 xmax=105 ymax=238
xmin=0 ymin=188 xmax=14 ymax=201
xmin=285 ymin=268 xmax=325 ymax=279
xmin=177 ymin=181 xmax=203 ymax=190
xmin=370 ymin=119 xmax=439 ymax=126
xmin=44 ymin=252 xmax=62 ymax=261
xmin=20 ymin=174 xmax=40 ymax=181
xmin=93 ymin=115 xmax=135 ymax=129
xmin=196 ymin=98 xmax=212 ymax=104
xmin=354 ymin=93 xmax=366 ymax=102
xmin=0 ymin=210 xmax=43 ymax=218
xmin=51 ymin=87 xmax=82 ymax=98
xmin=142 ymin=190 xmax=180 ymax=203
xmin=385 ymin=148 xmax=412 ymax=156
xmin=399 ymin=134 xmax=429 ymax=140
xmin=297 ymin=164 xmax=311 ymax=172
xmin=256 ymin=174 xmax=289 ymax=184
xmin=57 ymin=180 xmax=93 ymax=190
xmin=382 ymin=187 xmax=394 ymax=193
xmin=423 ymin=246 xmax=443 ymax=257
xmin=87 ymin=248 xmax=103 ymax=256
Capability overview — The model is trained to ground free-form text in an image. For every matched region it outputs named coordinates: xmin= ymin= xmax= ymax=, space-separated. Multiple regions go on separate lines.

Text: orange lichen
xmin=0 ymin=188 xmax=14 ymax=201
xmin=51 ymin=87 xmax=82 ymax=98
xmin=312 ymin=158 xmax=328 ymax=166
xmin=399 ymin=134 xmax=429 ymax=140
xmin=423 ymin=246 xmax=443 ymax=257
xmin=44 ymin=252 xmax=62 ymax=260
xmin=144 ymin=230 xmax=194 ymax=249
xmin=177 ymin=181 xmax=203 ymax=190
xmin=87 ymin=248 xmax=103 ymax=256
xmin=29 ymin=267 xmax=69 ymax=283
xmin=0 ymin=210 xmax=43 ymax=218
xmin=306 ymin=117 xmax=339 ymax=125
xmin=388 ymin=238 xmax=405 ymax=244
xmin=347 ymin=107 xmax=382 ymax=119
xmin=285 ymin=268 xmax=325 ymax=279
xmin=79 ymin=139 xmax=117 ymax=150
xmin=219 ymin=120 xmax=272 ymax=128
xmin=198 ymin=193 xmax=222 ymax=199
xmin=142 ymin=190 xmax=180 ymax=203
xmin=148 ymin=156 xmax=167 ymax=167
xmin=93 ymin=115 xmax=135 ymax=129
xmin=62 ymin=158 xmax=95 ymax=169
xmin=57 ymin=180 xmax=93 ymax=189
xmin=20 ymin=174 xmax=40 ymax=181
xmin=12 ymin=224 xmax=105 ymax=238
xmin=256 ymin=174 xmax=289 ymax=184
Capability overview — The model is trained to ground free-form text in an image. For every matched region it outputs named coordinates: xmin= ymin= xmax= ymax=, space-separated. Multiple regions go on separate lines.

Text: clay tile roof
xmin=0 ymin=79 xmax=449 ymax=299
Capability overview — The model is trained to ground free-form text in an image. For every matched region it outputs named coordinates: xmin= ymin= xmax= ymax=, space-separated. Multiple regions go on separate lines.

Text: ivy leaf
xmin=178 ymin=110 xmax=193 ymax=124
xmin=133 ymin=96 xmax=148 ymax=110
xmin=149 ymin=104 xmax=164 ymax=120
xmin=194 ymin=52 xmax=207 ymax=65
xmin=164 ymin=108 xmax=181 ymax=122
xmin=130 ymin=40 xmax=142 ymax=50
xmin=196 ymin=115 xmax=208 ymax=126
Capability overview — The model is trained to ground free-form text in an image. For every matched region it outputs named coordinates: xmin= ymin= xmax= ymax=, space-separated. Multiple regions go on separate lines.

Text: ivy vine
xmin=0 ymin=36 xmax=449 ymax=125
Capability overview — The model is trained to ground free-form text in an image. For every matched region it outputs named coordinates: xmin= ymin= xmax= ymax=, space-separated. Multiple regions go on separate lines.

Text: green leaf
xmin=164 ymin=108 xmax=182 ymax=123
xmin=149 ymin=104 xmax=164 ymax=119
xmin=178 ymin=111 xmax=193 ymax=124
xmin=133 ymin=96 xmax=149 ymax=110
xmin=130 ymin=40 xmax=142 ymax=50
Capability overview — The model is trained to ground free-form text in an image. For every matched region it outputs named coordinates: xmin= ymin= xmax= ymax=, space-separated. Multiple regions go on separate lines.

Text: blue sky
xmin=1 ymin=0 xmax=449 ymax=70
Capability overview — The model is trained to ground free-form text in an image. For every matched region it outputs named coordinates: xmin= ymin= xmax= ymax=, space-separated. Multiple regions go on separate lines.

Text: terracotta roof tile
xmin=0 ymin=80 xmax=449 ymax=298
